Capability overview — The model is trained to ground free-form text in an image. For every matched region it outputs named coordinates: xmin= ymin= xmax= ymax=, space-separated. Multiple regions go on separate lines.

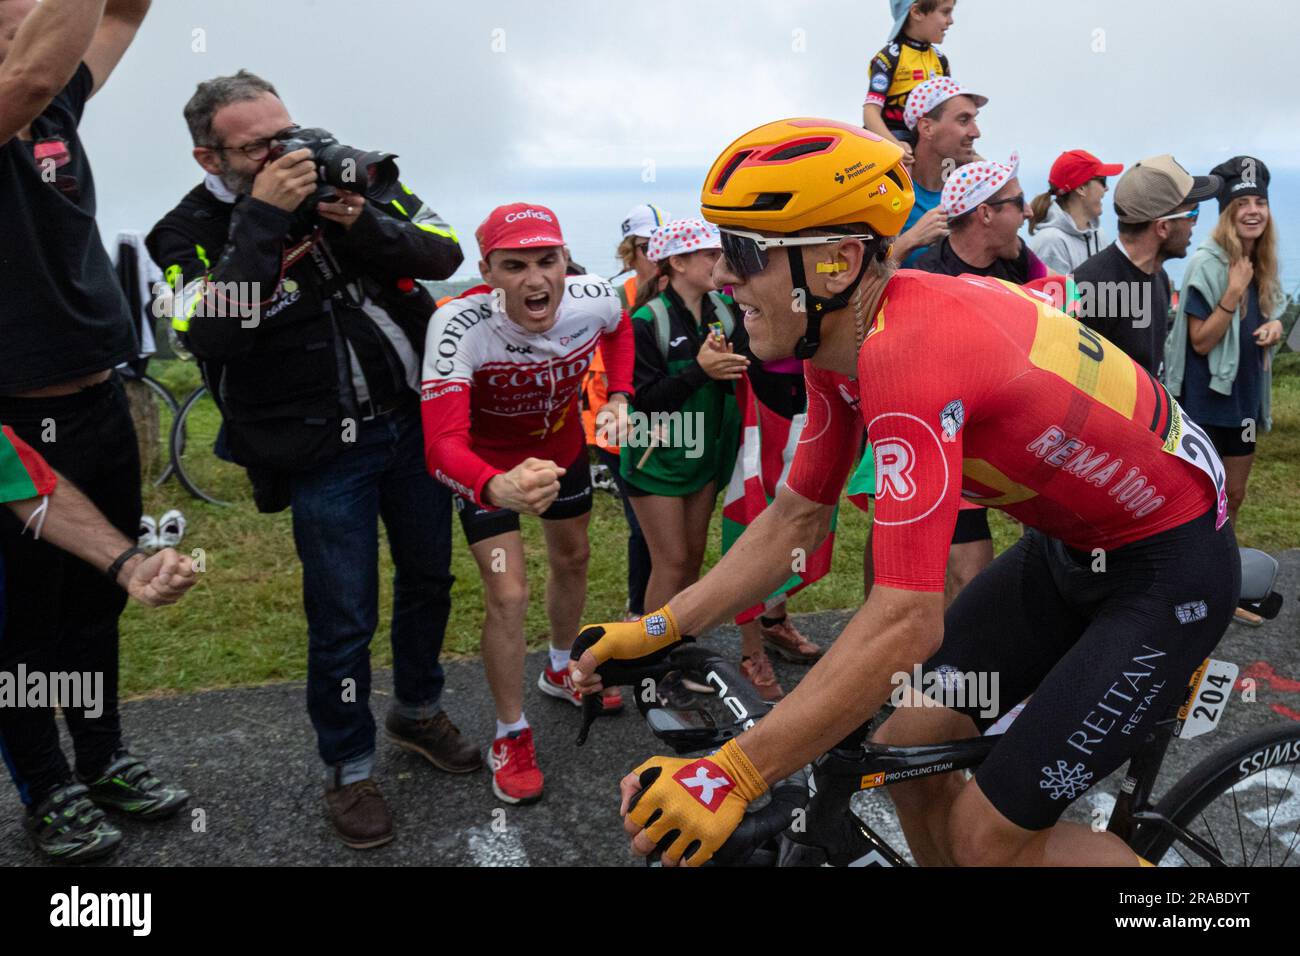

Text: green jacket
xmin=620 ymin=287 xmax=741 ymax=496
xmin=1164 ymin=237 xmax=1283 ymax=431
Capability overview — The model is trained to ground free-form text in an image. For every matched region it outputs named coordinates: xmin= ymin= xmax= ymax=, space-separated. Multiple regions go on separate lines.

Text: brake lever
xmin=575 ymin=655 xmax=675 ymax=747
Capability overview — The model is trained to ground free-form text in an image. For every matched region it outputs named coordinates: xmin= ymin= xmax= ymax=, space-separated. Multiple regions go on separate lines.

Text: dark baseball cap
xmin=1210 ymin=156 xmax=1270 ymax=212
xmin=1113 ymin=155 xmax=1221 ymax=224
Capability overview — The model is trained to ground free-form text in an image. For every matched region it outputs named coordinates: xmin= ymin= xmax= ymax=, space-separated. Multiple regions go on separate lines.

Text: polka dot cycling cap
xmin=646 ymin=219 xmax=722 ymax=262
xmin=903 ymin=76 xmax=989 ymax=131
xmin=941 ymin=152 xmax=1020 ymax=218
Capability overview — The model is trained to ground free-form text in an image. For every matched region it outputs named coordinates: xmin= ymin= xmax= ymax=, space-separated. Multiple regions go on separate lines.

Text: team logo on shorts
xmin=1174 ymin=601 xmax=1208 ymax=624
xmin=940 ymin=399 xmax=965 ymax=441
xmin=644 ymin=614 xmax=668 ymax=637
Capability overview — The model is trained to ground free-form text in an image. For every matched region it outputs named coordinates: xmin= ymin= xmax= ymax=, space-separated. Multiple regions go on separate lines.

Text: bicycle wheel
xmin=124 ymin=373 xmax=179 ymax=488
xmin=1133 ymin=722 xmax=1300 ymax=867
xmin=171 ymin=385 xmax=247 ymax=506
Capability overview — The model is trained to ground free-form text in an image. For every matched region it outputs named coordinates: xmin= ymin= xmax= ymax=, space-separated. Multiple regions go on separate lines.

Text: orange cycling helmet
xmin=699 ymin=118 xmax=914 ymax=358
xmin=701 ymin=118 xmax=914 ymax=237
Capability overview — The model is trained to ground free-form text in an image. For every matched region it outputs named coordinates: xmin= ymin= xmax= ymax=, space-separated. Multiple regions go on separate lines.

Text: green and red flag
xmin=0 ymin=425 xmax=57 ymax=504
xmin=721 ymin=375 xmax=838 ymax=625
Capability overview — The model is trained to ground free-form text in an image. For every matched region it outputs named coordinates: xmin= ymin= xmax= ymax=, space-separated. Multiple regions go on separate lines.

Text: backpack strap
xmin=647 ymin=296 xmax=672 ymax=358
xmin=707 ymin=291 xmax=736 ymax=338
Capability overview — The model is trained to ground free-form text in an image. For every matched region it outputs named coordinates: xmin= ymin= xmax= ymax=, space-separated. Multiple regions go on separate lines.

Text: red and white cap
xmin=903 ymin=76 xmax=989 ymax=131
xmin=941 ymin=153 xmax=1020 ymax=218
xmin=476 ymin=203 xmax=565 ymax=258
xmin=645 ymin=218 xmax=721 ymax=262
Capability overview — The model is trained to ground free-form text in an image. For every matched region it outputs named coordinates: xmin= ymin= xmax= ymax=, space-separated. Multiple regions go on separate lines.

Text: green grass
xmin=120 ymin=355 xmax=1300 ymax=698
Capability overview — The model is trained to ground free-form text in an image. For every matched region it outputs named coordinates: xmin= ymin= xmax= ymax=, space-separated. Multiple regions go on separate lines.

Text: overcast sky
xmin=83 ymin=0 xmax=1300 ymax=267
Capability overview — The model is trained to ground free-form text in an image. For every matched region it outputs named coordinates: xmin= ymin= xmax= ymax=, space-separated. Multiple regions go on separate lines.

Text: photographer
xmin=146 ymin=71 xmax=469 ymax=851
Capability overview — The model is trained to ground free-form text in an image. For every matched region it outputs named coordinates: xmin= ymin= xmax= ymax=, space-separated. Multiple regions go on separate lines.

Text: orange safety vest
xmin=582 ymin=275 xmax=637 ymax=451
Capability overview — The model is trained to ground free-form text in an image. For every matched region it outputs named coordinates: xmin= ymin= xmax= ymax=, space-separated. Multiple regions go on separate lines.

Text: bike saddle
xmin=1239 ymin=548 xmax=1283 ymax=620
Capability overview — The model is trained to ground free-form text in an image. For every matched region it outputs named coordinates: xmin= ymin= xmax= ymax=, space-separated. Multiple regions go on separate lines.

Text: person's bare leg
xmin=629 ymin=494 xmax=690 ymax=610
xmin=470 ymin=533 xmax=529 ymax=724
xmin=948 ymin=779 xmax=1142 ymax=866
xmin=873 ymin=695 xmax=980 ymax=866
xmin=680 ymin=481 xmax=717 ymax=587
xmin=540 ymin=512 xmax=591 ymax=654
xmin=1222 ymin=453 xmax=1255 ymax=528
xmin=740 ymin=620 xmax=764 ymax=658
xmin=944 ymin=539 xmax=995 ymax=609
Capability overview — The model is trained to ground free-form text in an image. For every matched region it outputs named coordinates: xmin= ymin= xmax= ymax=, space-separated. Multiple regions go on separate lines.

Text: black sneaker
xmin=79 ymin=751 xmax=190 ymax=819
xmin=27 ymin=783 xmax=123 ymax=864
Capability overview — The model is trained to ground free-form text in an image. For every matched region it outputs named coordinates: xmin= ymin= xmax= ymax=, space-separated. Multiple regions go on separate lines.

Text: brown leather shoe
xmin=324 ymin=777 xmax=394 ymax=850
xmin=385 ymin=710 xmax=483 ymax=774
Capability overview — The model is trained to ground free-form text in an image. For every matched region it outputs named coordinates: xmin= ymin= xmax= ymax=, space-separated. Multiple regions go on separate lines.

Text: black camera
xmin=268 ymin=126 xmax=399 ymax=210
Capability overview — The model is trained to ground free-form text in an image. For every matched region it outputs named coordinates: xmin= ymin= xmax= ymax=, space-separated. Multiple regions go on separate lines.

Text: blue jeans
xmin=290 ymin=405 xmax=454 ymax=769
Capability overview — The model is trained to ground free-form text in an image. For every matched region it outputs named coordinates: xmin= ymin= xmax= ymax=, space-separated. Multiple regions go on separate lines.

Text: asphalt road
xmin=2 ymin=551 xmax=1297 ymax=867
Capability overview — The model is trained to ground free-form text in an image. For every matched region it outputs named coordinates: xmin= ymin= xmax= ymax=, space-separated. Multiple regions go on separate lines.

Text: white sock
xmin=496 ymin=715 xmax=528 ymax=739
xmin=548 ymin=646 xmax=571 ymax=672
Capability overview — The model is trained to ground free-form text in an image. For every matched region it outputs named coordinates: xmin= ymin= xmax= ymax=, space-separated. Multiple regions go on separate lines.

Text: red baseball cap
xmin=476 ymin=203 xmax=565 ymax=258
xmin=1048 ymin=150 xmax=1124 ymax=196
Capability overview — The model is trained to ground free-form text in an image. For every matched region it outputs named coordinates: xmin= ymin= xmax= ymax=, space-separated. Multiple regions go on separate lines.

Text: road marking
xmin=467 ymin=822 xmax=530 ymax=867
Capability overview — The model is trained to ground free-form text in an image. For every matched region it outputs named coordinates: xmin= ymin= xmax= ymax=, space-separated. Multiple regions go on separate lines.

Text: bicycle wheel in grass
xmin=1133 ymin=722 xmax=1300 ymax=867
xmin=171 ymin=385 xmax=249 ymax=506
xmin=125 ymin=373 xmax=179 ymax=488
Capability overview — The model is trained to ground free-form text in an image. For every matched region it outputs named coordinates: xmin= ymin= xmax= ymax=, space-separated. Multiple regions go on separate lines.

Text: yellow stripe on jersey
xmin=1002 ymin=282 xmax=1138 ymax=420
xmin=961 ymin=459 xmax=1038 ymax=507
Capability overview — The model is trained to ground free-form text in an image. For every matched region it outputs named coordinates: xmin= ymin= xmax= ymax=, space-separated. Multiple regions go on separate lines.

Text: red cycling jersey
xmin=785 ymin=272 xmax=1227 ymax=592
xmin=421 ymin=275 xmax=634 ymax=506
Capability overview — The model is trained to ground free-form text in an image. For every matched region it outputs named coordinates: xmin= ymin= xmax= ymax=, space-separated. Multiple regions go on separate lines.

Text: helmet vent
xmin=748 ymin=193 xmax=792 ymax=211
xmin=713 ymin=149 xmax=754 ymax=192
xmin=765 ymin=138 xmax=834 ymax=162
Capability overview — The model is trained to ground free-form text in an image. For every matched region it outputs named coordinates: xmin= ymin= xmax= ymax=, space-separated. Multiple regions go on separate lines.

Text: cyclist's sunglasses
xmin=719 ymin=227 xmax=876 ymax=279
xmin=1154 ymin=207 xmax=1200 ymax=222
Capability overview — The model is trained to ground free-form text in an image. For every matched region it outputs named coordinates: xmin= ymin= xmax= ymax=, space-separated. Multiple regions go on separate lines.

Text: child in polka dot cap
xmin=941 ymin=152 xmax=1019 ymax=219
xmin=645 ymin=218 xmax=722 ymax=262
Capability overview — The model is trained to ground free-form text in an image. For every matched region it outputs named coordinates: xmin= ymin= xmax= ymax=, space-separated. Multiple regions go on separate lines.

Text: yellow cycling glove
xmin=625 ymin=739 xmax=768 ymax=867
xmin=571 ymin=604 xmax=683 ymax=673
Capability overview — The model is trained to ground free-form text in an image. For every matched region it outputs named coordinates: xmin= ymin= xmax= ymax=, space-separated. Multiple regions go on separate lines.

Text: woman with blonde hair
xmin=1165 ymin=157 xmax=1286 ymax=622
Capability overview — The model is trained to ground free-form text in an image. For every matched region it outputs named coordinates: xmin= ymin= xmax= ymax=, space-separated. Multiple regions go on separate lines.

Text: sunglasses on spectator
xmin=719 ymin=227 xmax=875 ymax=279
xmin=983 ymin=193 xmax=1026 ymax=211
xmin=634 ymin=240 xmax=650 ymax=255
xmin=1154 ymin=207 xmax=1200 ymax=222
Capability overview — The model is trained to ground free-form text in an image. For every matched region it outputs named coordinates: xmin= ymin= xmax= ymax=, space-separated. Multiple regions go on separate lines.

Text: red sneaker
xmin=538 ymin=665 xmax=624 ymax=713
xmin=489 ymin=728 xmax=544 ymax=805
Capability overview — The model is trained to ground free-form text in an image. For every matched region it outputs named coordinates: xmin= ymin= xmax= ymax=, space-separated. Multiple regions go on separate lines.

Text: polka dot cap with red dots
xmin=646 ymin=218 xmax=722 ymax=262
xmin=941 ymin=152 xmax=1021 ymax=218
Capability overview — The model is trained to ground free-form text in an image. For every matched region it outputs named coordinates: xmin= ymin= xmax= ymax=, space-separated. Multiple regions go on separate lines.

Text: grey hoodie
xmin=1027 ymin=202 xmax=1106 ymax=274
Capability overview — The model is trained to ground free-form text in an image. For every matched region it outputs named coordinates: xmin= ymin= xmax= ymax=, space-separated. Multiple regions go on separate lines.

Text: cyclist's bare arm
xmin=0 ymin=0 xmax=106 ymax=144
xmin=670 ymin=485 xmax=834 ymax=635
xmin=742 ymin=587 xmax=941 ymax=785
xmin=570 ymin=485 xmax=833 ymax=692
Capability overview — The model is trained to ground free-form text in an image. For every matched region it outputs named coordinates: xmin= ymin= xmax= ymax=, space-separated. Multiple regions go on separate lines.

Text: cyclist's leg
xmin=537 ymin=455 xmax=595 ymax=655
xmin=944 ymin=508 xmax=993 ymax=608
xmin=948 ymin=511 xmax=1239 ymax=866
xmin=463 ymin=506 xmax=528 ymax=724
xmin=875 ymin=529 xmax=1088 ymax=865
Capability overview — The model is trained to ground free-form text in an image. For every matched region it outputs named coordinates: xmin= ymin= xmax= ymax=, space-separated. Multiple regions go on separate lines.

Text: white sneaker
xmin=157 ymin=509 xmax=186 ymax=549
xmin=138 ymin=515 xmax=158 ymax=551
